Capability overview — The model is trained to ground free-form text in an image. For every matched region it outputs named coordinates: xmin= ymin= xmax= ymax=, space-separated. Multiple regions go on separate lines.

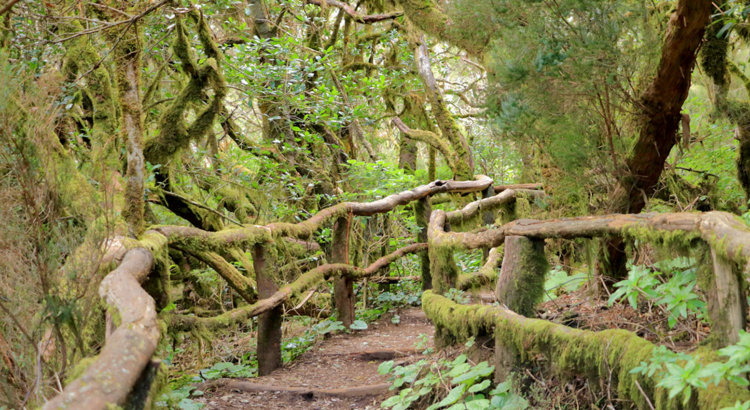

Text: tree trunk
xmin=413 ymin=37 xmax=474 ymax=180
xmin=604 ymin=0 xmax=712 ymax=279
xmin=706 ymin=247 xmax=746 ymax=348
xmin=253 ymin=244 xmax=282 ymax=376
xmin=415 ymin=196 xmax=432 ymax=290
xmin=332 ymin=216 xmax=354 ymax=327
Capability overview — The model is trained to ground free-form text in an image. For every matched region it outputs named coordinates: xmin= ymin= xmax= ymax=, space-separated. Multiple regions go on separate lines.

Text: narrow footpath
xmin=196 ymin=308 xmax=434 ymax=409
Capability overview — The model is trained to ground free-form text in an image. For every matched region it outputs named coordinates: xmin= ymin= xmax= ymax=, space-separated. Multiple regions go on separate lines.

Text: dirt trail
xmin=196 ymin=308 xmax=434 ymax=410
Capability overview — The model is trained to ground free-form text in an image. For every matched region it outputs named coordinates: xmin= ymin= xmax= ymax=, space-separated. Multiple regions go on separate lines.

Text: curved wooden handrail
xmin=431 ymin=210 xmax=750 ymax=262
xmin=168 ymin=243 xmax=428 ymax=331
xmin=45 ymin=176 xmax=496 ymax=409
xmin=44 ymin=247 xmax=158 ymax=409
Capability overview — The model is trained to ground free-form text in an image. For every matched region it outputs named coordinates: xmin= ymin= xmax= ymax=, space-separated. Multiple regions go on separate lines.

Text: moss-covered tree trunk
xmin=413 ymin=37 xmax=473 ymax=180
xmin=104 ymin=3 xmax=146 ymax=238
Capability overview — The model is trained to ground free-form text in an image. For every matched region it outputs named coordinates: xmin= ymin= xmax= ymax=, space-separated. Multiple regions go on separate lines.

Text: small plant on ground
xmin=445 ymin=288 xmax=471 ymax=305
xmin=631 ymin=330 xmax=750 ymax=407
xmin=608 ymin=258 xmax=706 ymax=328
xmin=378 ymin=339 xmax=528 ymax=410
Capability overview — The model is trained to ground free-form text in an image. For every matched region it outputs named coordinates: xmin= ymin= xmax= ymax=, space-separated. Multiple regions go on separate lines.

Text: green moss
xmin=429 ymin=242 xmax=461 ymax=294
xmin=143 ymin=14 xmax=227 ymax=166
xmin=422 ymin=291 xmax=750 ymax=409
xmin=622 ymin=225 xmax=701 ymax=255
xmin=65 ymin=356 xmax=98 ymax=385
xmin=60 ymin=21 xmax=119 ymax=178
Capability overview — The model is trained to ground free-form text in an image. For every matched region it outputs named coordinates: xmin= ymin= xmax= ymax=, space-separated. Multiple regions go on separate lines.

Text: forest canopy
xmin=4 ymin=0 xmax=750 ymax=409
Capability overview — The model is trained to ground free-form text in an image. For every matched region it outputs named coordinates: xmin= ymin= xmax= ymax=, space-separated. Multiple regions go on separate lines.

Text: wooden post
xmin=415 ymin=196 xmax=432 ymax=290
xmin=495 ymin=236 xmax=548 ymax=317
xmin=494 ymin=332 xmax=518 ymax=383
xmin=332 ymin=216 xmax=354 ymax=328
xmin=252 ymin=244 xmax=282 ymax=376
xmin=494 ymin=236 xmax=547 ymax=383
xmin=481 ymin=185 xmax=495 ymax=263
xmin=707 ymin=247 xmax=746 ymax=347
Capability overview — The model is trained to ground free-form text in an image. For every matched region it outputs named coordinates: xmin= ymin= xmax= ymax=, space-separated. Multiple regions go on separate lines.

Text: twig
xmin=0 ymin=0 xmax=22 ymax=17
xmin=675 ymin=166 xmax=720 ymax=179
xmin=634 ymin=380 xmax=655 ymax=410
xmin=0 ymin=298 xmax=38 ymax=354
xmin=41 ymin=0 xmax=169 ymax=45
xmin=292 ymin=289 xmax=317 ymax=311
xmin=157 ymin=189 xmax=243 ymax=226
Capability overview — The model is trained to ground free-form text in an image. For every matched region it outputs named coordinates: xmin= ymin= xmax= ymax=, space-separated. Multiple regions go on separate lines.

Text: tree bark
xmin=332 ymin=216 xmax=354 ymax=328
xmin=253 ymin=244 xmax=282 ymax=376
xmin=604 ymin=0 xmax=712 ymax=279
xmin=415 ymin=196 xmax=432 ymax=290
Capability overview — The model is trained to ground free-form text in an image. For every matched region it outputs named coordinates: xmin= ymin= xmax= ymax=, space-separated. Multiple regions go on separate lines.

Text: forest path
xmin=196 ymin=308 xmax=434 ymax=410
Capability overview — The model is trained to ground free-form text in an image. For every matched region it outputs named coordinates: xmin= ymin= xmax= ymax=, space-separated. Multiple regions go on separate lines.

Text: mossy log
xmin=152 ymin=176 xmax=493 ymax=251
xmin=494 ymin=183 xmax=543 ymax=193
xmin=43 ymin=247 xmax=158 ymax=410
xmin=422 ymin=291 xmax=750 ymax=410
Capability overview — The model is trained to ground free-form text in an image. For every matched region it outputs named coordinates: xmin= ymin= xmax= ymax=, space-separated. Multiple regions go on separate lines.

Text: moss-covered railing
xmin=44 ymin=176 xmax=543 ymax=410
xmin=425 ymin=197 xmax=750 ymax=409
xmin=423 ymin=292 xmax=750 ymax=409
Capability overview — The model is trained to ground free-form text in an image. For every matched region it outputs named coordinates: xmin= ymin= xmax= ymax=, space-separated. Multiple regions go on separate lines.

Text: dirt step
xmin=224 ymin=381 xmax=391 ymax=397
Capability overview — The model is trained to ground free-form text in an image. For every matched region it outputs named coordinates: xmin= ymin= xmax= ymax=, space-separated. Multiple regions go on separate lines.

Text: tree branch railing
xmin=52 ymin=171 xmax=750 ymax=410
xmin=43 ymin=176 xmax=500 ymax=410
xmin=425 ymin=198 xmax=750 ymax=408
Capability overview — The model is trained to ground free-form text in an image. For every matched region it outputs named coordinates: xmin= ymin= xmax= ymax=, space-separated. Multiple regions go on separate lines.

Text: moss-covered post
xmin=493 ymin=236 xmax=547 ymax=381
xmin=481 ymin=185 xmax=495 ymax=263
xmin=252 ymin=243 xmax=282 ymax=375
xmin=495 ymin=236 xmax=548 ymax=317
xmin=706 ymin=247 xmax=746 ymax=347
xmin=416 ymin=196 xmax=432 ymax=289
xmin=332 ymin=216 xmax=354 ymax=327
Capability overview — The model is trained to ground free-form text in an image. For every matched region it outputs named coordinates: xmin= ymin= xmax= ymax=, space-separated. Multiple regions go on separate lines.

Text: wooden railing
xmin=426 ymin=202 xmax=750 ymax=408
xmin=45 ymin=176 xmax=539 ymax=409
xmin=50 ymin=174 xmax=750 ymax=410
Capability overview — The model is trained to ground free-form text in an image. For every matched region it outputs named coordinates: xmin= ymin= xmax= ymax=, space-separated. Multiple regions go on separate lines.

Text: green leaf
xmin=379 ymin=360 xmax=395 ymax=375
xmin=436 ymin=385 xmax=467 ymax=407
xmin=466 ymin=399 xmax=491 ymax=410
xmin=469 ymin=379 xmax=491 ymax=393
xmin=350 ymin=320 xmax=368 ymax=330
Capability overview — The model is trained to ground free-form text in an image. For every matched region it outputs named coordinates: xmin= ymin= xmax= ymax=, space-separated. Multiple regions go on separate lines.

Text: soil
xmin=537 ymin=288 xmax=707 ymax=352
xmin=195 ymin=308 xmax=434 ymax=410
